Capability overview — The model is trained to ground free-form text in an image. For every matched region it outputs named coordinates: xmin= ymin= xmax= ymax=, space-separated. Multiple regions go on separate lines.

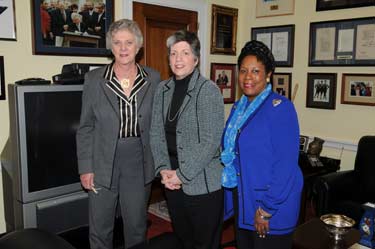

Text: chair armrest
xmin=313 ymin=170 xmax=358 ymax=216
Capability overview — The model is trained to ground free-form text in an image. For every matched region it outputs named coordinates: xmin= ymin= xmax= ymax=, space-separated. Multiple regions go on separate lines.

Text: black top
xmin=165 ymin=72 xmax=193 ymax=169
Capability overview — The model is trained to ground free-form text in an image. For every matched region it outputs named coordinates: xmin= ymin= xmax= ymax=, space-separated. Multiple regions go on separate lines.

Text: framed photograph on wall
xmin=210 ymin=4 xmax=238 ymax=55
xmin=0 ymin=0 xmax=16 ymax=41
xmin=316 ymin=0 xmax=374 ymax=11
xmin=272 ymin=73 xmax=292 ymax=99
xmin=256 ymin=0 xmax=295 ymax=18
xmin=341 ymin=74 xmax=375 ymax=106
xmin=309 ymin=17 xmax=375 ymax=66
xmin=0 ymin=56 xmax=5 ymax=100
xmin=251 ymin=25 xmax=294 ymax=67
xmin=31 ymin=0 xmax=113 ymax=56
xmin=306 ymin=73 xmax=337 ymax=109
xmin=210 ymin=63 xmax=236 ymax=103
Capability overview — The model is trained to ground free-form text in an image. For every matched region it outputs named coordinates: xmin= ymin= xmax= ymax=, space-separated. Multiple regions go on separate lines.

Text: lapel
xmin=136 ymin=78 xmax=151 ymax=111
xmin=162 ymin=69 xmax=200 ymax=121
xmin=100 ymin=77 xmax=120 ymax=117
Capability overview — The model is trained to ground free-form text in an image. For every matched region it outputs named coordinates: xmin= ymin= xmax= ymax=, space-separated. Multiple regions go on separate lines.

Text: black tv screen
xmin=3 ymin=84 xmax=84 ymax=203
xmin=24 ymin=91 xmax=81 ymax=192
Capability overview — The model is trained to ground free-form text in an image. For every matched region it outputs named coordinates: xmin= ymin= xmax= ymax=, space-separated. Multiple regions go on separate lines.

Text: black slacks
xmin=165 ymin=188 xmax=223 ymax=249
xmin=233 ymin=188 xmax=293 ymax=249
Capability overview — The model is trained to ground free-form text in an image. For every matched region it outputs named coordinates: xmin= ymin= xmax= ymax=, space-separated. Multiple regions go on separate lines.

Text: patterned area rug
xmin=148 ymin=200 xmax=170 ymax=222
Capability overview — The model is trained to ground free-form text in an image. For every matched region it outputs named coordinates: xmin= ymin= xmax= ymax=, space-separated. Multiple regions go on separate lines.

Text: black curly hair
xmin=237 ymin=40 xmax=275 ymax=74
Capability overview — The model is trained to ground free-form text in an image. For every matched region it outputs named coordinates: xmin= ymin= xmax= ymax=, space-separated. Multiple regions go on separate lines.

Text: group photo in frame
xmin=0 ymin=0 xmax=16 ymax=41
xmin=309 ymin=17 xmax=375 ymax=66
xmin=0 ymin=56 xmax=5 ymax=100
xmin=316 ymin=0 xmax=374 ymax=11
xmin=256 ymin=0 xmax=295 ymax=18
xmin=251 ymin=25 xmax=294 ymax=67
xmin=306 ymin=73 xmax=337 ymax=109
xmin=210 ymin=63 xmax=236 ymax=104
xmin=210 ymin=4 xmax=238 ymax=55
xmin=341 ymin=73 xmax=375 ymax=106
xmin=31 ymin=0 xmax=113 ymax=57
xmin=272 ymin=72 xmax=292 ymax=99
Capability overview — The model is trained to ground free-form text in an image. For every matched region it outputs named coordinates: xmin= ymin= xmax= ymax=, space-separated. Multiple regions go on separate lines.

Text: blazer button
xmin=178 ymin=147 xmax=183 ymax=150
xmin=237 ymin=173 xmax=240 ymax=176
xmin=138 ymin=115 xmax=142 ymax=118
xmin=235 ymin=151 xmax=239 ymax=155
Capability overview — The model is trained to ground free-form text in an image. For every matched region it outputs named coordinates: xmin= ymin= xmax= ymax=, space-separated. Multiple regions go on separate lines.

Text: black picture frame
xmin=0 ymin=0 xmax=17 ymax=41
xmin=210 ymin=4 xmax=238 ymax=55
xmin=251 ymin=24 xmax=294 ymax=67
xmin=306 ymin=73 xmax=337 ymax=110
xmin=309 ymin=17 xmax=375 ymax=66
xmin=0 ymin=56 xmax=5 ymax=100
xmin=210 ymin=63 xmax=237 ymax=103
xmin=272 ymin=72 xmax=292 ymax=99
xmin=31 ymin=0 xmax=113 ymax=57
xmin=316 ymin=0 xmax=375 ymax=11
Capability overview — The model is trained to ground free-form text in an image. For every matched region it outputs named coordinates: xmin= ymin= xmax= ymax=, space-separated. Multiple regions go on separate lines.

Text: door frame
xmin=123 ymin=0 xmax=208 ymax=73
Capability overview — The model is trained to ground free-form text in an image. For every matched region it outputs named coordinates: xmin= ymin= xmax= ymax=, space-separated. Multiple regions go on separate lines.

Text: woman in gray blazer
xmin=150 ymin=30 xmax=225 ymax=249
xmin=76 ymin=19 xmax=160 ymax=249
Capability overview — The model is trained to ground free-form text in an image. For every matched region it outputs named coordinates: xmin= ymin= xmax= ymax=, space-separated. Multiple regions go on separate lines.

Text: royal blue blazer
xmin=223 ymin=92 xmax=303 ymax=235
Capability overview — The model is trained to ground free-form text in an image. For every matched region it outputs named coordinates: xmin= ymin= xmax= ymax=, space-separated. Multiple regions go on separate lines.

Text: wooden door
xmin=133 ymin=2 xmax=198 ymax=80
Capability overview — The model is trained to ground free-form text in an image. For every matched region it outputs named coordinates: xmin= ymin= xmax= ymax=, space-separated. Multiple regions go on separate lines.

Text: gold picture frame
xmin=341 ymin=74 xmax=375 ymax=106
xmin=272 ymin=73 xmax=292 ymax=99
xmin=256 ymin=0 xmax=295 ymax=18
xmin=210 ymin=4 xmax=238 ymax=55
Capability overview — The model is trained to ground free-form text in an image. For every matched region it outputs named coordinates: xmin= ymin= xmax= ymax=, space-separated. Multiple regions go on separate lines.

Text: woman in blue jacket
xmin=222 ymin=40 xmax=303 ymax=249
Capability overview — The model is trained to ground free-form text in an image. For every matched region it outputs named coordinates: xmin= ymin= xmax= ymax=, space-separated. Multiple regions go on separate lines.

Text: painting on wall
xmin=306 ymin=73 xmax=337 ymax=109
xmin=210 ymin=63 xmax=236 ymax=103
xmin=0 ymin=0 xmax=16 ymax=41
xmin=31 ymin=0 xmax=113 ymax=56
xmin=210 ymin=4 xmax=238 ymax=55
xmin=316 ymin=0 xmax=374 ymax=11
xmin=341 ymin=74 xmax=375 ymax=106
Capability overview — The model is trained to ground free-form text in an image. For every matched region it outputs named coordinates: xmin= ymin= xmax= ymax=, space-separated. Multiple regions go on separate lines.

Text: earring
xmin=266 ymin=77 xmax=270 ymax=82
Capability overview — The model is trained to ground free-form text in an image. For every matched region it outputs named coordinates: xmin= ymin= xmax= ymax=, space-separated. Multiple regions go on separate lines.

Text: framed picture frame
xmin=252 ymin=25 xmax=294 ymax=67
xmin=316 ymin=0 xmax=374 ymax=11
xmin=210 ymin=63 xmax=236 ymax=104
xmin=0 ymin=56 xmax=5 ymax=100
xmin=272 ymin=73 xmax=292 ymax=99
xmin=309 ymin=17 xmax=375 ymax=66
xmin=0 ymin=0 xmax=17 ymax=41
xmin=210 ymin=4 xmax=238 ymax=55
xmin=256 ymin=0 xmax=295 ymax=18
xmin=31 ymin=0 xmax=113 ymax=57
xmin=306 ymin=73 xmax=337 ymax=109
xmin=341 ymin=74 xmax=375 ymax=106
xmin=299 ymin=135 xmax=309 ymax=152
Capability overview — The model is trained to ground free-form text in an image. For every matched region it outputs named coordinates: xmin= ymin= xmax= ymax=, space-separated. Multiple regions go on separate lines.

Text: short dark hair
xmin=166 ymin=30 xmax=200 ymax=60
xmin=237 ymin=40 xmax=275 ymax=74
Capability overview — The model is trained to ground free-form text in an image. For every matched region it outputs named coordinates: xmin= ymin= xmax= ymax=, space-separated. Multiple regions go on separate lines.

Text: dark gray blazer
xmin=150 ymin=69 xmax=225 ymax=195
xmin=76 ymin=65 xmax=161 ymax=188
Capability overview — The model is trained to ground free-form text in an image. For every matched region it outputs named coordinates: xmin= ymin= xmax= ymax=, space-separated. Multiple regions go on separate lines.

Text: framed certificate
xmin=309 ymin=17 xmax=375 ymax=66
xmin=252 ymin=25 xmax=295 ymax=67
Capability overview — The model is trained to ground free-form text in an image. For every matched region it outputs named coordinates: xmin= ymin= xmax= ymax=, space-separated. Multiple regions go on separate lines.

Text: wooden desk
xmin=293 ymin=218 xmax=360 ymax=249
xmin=63 ymin=32 xmax=101 ymax=48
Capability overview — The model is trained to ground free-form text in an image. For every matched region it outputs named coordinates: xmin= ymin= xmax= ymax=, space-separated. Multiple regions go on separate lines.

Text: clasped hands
xmin=160 ymin=169 xmax=182 ymax=190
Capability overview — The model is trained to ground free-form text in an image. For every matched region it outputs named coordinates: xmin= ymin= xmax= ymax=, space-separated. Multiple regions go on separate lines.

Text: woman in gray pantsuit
xmin=150 ymin=30 xmax=225 ymax=249
xmin=76 ymin=19 xmax=160 ymax=249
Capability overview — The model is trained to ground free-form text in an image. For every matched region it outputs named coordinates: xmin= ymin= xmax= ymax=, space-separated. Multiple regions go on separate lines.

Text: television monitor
xmin=1 ymin=84 xmax=83 ymax=204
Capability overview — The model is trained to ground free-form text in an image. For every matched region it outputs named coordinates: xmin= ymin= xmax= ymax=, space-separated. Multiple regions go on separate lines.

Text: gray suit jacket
xmin=150 ymin=69 xmax=225 ymax=195
xmin=76 ymin=65 xmax=161 ymax=188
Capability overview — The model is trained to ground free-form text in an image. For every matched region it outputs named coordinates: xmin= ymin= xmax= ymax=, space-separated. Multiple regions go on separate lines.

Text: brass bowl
xmin=320 ymin=214 xmax=355 ymax=240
